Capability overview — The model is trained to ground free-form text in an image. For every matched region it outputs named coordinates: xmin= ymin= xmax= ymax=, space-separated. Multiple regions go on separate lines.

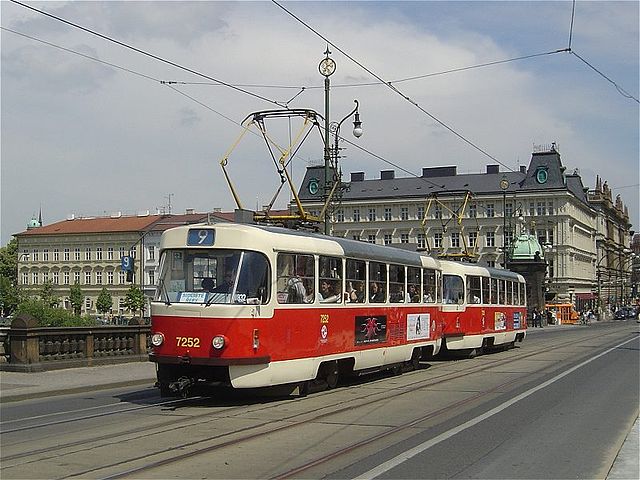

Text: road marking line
xmin=355 ymin=336 xmax=638 ymax=479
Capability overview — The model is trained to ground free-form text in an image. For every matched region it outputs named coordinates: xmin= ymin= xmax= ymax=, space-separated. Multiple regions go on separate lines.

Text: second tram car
xmin=149 ymin=222 xmax=527 ymax=397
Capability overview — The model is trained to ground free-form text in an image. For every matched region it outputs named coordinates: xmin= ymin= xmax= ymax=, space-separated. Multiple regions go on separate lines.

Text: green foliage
xmin=39 ymin=281 xmax=60 ymax=308
xmin=96 ymin=288 xmax=113 ymax=314
xmin=15 ymin=299 xmax=94 ymax=327
xmin=0 ymin=238 xmax=18 ymax=283
xmin=0 ymin=275 xmax=21 ymax=316
xmin=124 ymin=285 xmax=145 ymax=317
xmin=69 ymin=282 xmax=84 ymax=316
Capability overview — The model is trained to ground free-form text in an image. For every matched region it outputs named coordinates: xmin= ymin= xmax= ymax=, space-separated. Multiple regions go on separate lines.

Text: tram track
xmin=1 ymin=326 xmax=631 ymax=480
xmin=12 ymin=328 xmax=623 ymax=479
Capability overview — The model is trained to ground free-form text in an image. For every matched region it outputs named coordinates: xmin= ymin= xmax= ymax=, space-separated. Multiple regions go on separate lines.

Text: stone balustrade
xmin=0 ymin=314 xmax=151 ymax=372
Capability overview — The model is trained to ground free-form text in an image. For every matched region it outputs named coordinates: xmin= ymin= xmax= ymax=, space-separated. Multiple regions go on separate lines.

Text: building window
xmin=469 ymin=204 xmax=477 ymax=218
xmin=469 ymin=231 xmax=478 ymax=247
xmin=107 ymin=247 xmax=114 ymax=260
xmin=537 ymin=229 xmax=546 ymax=245
xmin=537 ymin=202 xmax=546 ymax=215
xmin=64 ymin=248 xmax=70 ymax=261
xmin=43 ymin=271 xmax=49 ymax=283
xmin=336 ymin=210 xmax=344 ymax=222
xmin=434 ymin=232 xmax=443 ymax=248
xmin=486 ymin=203 xmax=495 ymax=218
xmin=85 ymin=297 xmax=91 ymax=310
xmin=505 ymin=203 xmax=513 ymax=218
xmin=74 ymin=271 xmax=80 ymax=284
xmin=400 ymin=233 xmax=409 ymax=244
xmin=487 ymin=260 xmax=496 ymax=268
xmin=451 ymin=232 xmax=460 ymax=248
xmin=384 ymin=207 xmax=392 ymax=221
xmin=148 ymin=246 xmax=155 ymax=260
xmin=353 ymin=209 xmax=360 ymax=222
xmin=53 ymin=248 xmax=59 ymax=261
xmin=85 ymin=271 xmax=91 ymax=284
xmin=383 ymin=234 xmax=392 ymax=245
xmin=149 ymin=271 xmax=155 ymax=285
xmin=32 ymin=249 xmax=39 ymax=262
xmin=368 ymin=208 xmax=376 ymax=222
xmin=43 ymin=249 xmax=49 ymax=261
xmin=63 ymin=271 xmax=70 ymax=285
xmin=96 ymin=247 xmax=103 ymax=261
xmin=529 ymin=202 xmax=535 ymax=216
xmin=547 ymin=201 xmax=554 ymax=215
xmin=22 ymin=272 xmax=29 ymax=285
xmin=119 ymin=271 xmax=126 ymax=284
xmin=547 ymin=229 xmax=554 ymax=245
xmin=434 ymin=205 xmax=442 ymax=219
xmin=74 ymin=248 xmax=81 ymax=261
xmin=107 ymin=271 xmax=114 ymax=285
xmin=400 ymin=207 xmax=408 ymax=220
xmin=486 ymin=232 xmax=495 ymax=247
xmin=418 ymin=233 xmax=426 ymax=249
xmin=417 ymin=206 xmax=425 ymax=221
xmin=85 ymin=247 xmax=91 ymax=260
xmin=52 ymin=271 xmax=59 ymax=284
xmin=367 ymin=234 xmax=376 ymax=244
xmin=96 ymin=271 xmax=103 ymax=285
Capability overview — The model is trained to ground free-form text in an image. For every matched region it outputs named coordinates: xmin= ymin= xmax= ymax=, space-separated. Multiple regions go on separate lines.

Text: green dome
xmin=27 ymin=216 xmax=41 ymax=229
xmin=510 ymin=232 xmax=544 ymax=260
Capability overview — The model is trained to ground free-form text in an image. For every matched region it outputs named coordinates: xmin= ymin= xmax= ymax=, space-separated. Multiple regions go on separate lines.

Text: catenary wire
xmin=9 ymin=0 xmax=287 ymax=108
xmin=570 ymin=51 xmax=639 ymax=103
xmin=271 ymin=0 xmax=517 ymax=173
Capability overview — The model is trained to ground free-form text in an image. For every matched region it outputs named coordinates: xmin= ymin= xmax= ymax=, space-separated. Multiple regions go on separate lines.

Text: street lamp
xmin=319 ymin=50 xmax=363 ymax=235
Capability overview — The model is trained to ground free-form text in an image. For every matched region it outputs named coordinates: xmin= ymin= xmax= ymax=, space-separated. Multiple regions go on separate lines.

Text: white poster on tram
xmin=407 ymin=313 xmax=430 ymax=340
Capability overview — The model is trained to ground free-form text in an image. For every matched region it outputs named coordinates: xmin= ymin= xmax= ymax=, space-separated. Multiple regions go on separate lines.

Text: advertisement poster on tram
xmin=494 ymin=312 xmax=507 ymax=331
xmin=355 ymin=316 xmax=387 ymax=345
xmin=407 ymin=313 xmax=430 ymax=340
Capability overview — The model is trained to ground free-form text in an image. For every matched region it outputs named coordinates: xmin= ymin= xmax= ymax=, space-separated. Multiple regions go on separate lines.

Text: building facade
xmin=14 ymin=211 xmax=227 ymax=318
xmin=297 ymin=145 xmax=634 ymax=310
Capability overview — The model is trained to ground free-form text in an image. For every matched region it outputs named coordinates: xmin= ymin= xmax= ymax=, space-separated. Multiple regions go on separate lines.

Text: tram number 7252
xmin=176 ymin=337 xmax=201 ymax=348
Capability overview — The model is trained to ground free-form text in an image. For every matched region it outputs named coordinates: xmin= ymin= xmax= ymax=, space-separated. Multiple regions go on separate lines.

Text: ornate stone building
xmin=297 ymin=145 xmax=634 ymax=310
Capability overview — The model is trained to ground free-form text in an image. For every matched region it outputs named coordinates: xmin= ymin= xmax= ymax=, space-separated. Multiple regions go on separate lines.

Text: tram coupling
xmin=169 ymin=376 xmax=195 ymax=398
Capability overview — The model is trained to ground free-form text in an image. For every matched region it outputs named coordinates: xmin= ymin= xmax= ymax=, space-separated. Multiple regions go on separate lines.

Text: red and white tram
xmin=438 ymin=261 xmax=527 ymax=356
xmin=149 ymin=222 xmax=527 ymax=396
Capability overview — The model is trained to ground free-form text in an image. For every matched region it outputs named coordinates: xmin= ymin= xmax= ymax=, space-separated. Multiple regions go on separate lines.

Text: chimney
xmin=422 ymin=166 xmax=457 ymax=178
xmin=486 ymin=165 xmax=500 ymax=174
xmin=380 ymin=170 xmax=395 ymax=180
xmin=185 ymin=208 xmax=195 ymax=215
xmin=520 ymin=165 xmax=527 ymax=173
xmin=351 ymin=172 xmax=365 ymax=182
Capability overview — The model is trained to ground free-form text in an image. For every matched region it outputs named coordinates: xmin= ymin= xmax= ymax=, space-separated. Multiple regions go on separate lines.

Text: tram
xmin=150 ymin=222 xmax=443 ymax=397
xmin=149 ymin=222 xmax=528 ymax=396
xmin=437 ymin=261 xmax=527 ymax=356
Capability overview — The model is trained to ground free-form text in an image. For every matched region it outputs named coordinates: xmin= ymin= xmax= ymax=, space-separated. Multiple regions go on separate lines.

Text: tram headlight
xmin=212 ymin=335 xmax=227 ymax=350
xmin=151 ymin=333 xmax=165 ymax=347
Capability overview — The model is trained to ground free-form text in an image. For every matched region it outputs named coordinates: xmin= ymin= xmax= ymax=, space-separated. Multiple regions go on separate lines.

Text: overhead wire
xmin=8 ymin=0 xmax=287 ymax=108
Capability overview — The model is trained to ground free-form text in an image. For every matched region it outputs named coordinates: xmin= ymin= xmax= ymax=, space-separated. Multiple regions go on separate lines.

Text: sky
xmin=1 ymin=0 xmax=638 ymax=246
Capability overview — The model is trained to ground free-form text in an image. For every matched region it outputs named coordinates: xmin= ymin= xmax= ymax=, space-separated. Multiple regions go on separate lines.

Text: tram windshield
xmin=155 ymin=249 xmax=270 ymax=305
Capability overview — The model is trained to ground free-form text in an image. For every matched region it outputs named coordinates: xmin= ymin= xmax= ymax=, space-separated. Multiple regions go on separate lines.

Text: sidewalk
xmin=0 ymin=361 xmax=157 ymax=403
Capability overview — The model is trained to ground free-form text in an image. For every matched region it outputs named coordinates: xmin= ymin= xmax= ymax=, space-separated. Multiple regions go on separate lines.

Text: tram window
xmin=519 ymin=283 xmax=526 ymax=306
xmin=443 ymin=275 xmax=464 ymax=304
xmin=389 ymin=265 xmax=406 ymax=302
xmin=346 ymin=259 xmax=366 ymax=303
xmin=507 ymin=281 xmax=515 ymax=305
xmin=490 ymin=278 xmax=498 ymax=304
xmin=277 ymin=253 xmax=314 ymax=304
xmin=368 ymin=262 xmax=387 ymax=303
xmin=407 ymin=267 xmax=421 ymax=303
xmin=423 ymin=269 xmax=436 ymax=303
xmin=498 ymin=279 xmax=506 ymax=304
xmin=319 ymin=256 xmax=342 ymax=303
xmin=467 ymin=276 xmax=481 ymax=304
xmin=236 ymin=251 xmax=270 ymax=304
xmin=481 ymin=277 xmax=490 ymax=304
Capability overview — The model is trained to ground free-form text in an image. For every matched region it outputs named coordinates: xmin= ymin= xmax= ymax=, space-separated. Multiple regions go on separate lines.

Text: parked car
xmin=614 ymin=307 xmax=636 ymax=320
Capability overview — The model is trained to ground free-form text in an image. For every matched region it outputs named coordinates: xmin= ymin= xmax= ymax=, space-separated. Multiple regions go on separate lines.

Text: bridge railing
xmin=0 ymin=314 xmax=151 ymax=372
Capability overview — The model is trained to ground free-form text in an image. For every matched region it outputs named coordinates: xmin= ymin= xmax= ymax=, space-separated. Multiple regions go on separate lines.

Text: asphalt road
xmin=1 ymin=321 xmax=638 ymax=480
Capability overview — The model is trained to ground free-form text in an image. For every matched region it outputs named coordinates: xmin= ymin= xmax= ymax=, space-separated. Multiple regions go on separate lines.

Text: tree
xmin=39 ymin=281 xmax=60 ymax=308
xmin=0 ymin=238 xmax=18 ymax=284
xmin=96 ymin=287 xmax=113 ymax=315
xmin=0 ymin=275 xmax=21 ymax=316
xmin=69 ymin=282 xmax=84 ymax=316
xmin=124 ymin=285 xmax=145 ymax=318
